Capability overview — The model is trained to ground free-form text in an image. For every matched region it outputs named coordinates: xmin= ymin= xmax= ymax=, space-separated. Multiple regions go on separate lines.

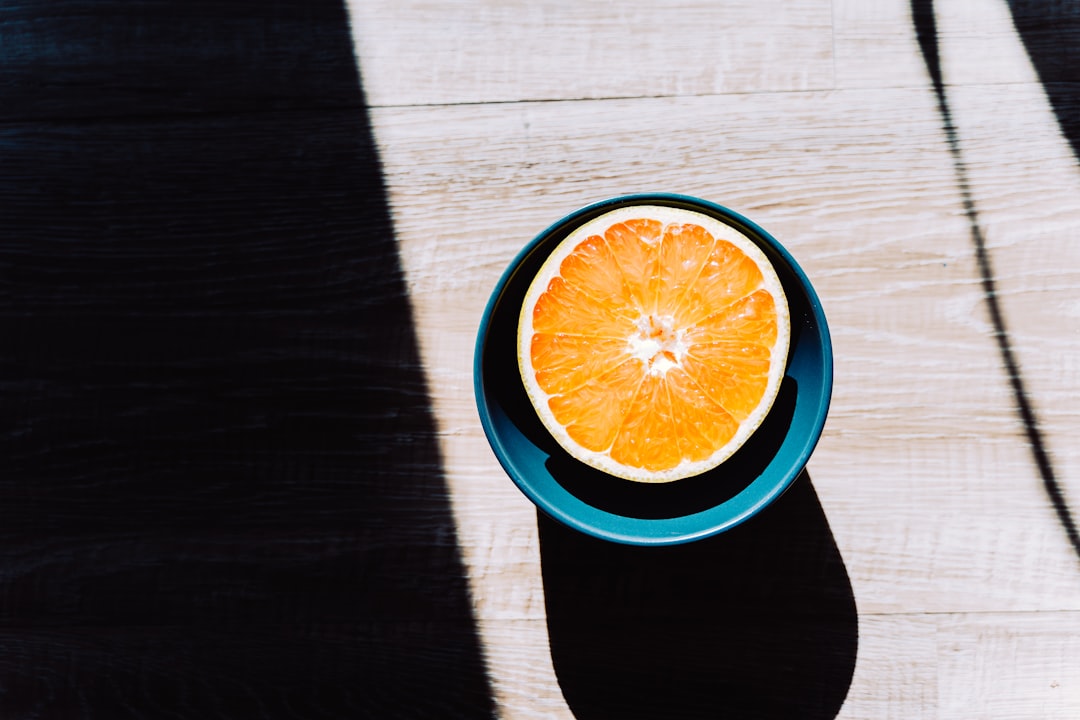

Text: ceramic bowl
xmin=474 ymin=193 xmax=832 ymax=545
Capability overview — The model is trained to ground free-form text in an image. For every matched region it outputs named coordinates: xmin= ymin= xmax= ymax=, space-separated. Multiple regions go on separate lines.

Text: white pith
xmin=628 ymin=314 xmax=688 ymax=376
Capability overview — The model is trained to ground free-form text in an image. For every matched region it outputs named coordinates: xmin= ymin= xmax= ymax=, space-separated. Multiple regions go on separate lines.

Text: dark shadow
xmin=1006 ymin=0 xmax=1080 ymax=166
xmin=0 ymin=1 xmax=495 ymax=717
xmin=540 ymin=471 xmax=857 ymax=719
xmin=912 ymin=0 xmax=1080 ymax=562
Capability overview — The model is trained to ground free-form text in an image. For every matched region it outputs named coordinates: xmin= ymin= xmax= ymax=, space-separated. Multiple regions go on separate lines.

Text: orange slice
xmin=518 ymin=205 xmax=790 ymax=483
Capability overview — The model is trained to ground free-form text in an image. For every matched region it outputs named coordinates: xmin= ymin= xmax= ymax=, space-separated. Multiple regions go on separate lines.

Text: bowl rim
xmin=473 ymin=192 xmax=833 ymax=545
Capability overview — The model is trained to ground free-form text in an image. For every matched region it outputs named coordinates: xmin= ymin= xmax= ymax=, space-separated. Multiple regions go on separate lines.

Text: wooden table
xmin=351 ymin=0 xmax=1080 ymax=716
xmin=4 ymin=0 xmax=1079 ymax=717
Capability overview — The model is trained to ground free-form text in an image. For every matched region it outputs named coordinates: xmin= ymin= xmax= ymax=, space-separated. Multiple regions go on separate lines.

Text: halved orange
xmin=518 ymin=205 xmax=790 ymax=483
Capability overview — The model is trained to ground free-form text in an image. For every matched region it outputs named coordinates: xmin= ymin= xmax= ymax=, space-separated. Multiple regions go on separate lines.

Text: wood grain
xmin=348 ymin=0 xmax=835 ymax=107
xmin=938 ymin=612 xmax=1080 ymax=718
xmin=364 ymin=13 xmax=1080 ymax=712
xmin=0 ymin=0 xmax=363 ymax=120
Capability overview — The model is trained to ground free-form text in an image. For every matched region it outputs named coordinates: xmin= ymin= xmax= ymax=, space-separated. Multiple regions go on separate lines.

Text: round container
xmin=474 ymin=193 xmax=832 ymax=545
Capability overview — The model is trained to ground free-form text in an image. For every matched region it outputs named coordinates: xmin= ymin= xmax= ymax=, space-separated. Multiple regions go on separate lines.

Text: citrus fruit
xmin=517 ymin=204 xmax=790 ymax=483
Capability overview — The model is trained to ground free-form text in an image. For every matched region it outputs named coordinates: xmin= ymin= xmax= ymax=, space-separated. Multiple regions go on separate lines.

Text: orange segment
xmin=531 ymin=333 xmax=630 ymax=395
xmin=656 ymin=222 xmax=716 ymax=313
xmin=665 ymin=368 xmax=740 ymax=462
xmin=602 ymin=218 xmax=663 ymax=314
xmin=675 ymin=239 xmax=765 ymax=326
xmin=610 ymin=373 xmax=680 ymax=471
xmin=548 ymin=359 xmax=646 ymax=453
xmin=532 ymin=276 xmax=635 ymax=337
xmin=682 ymin=343 xmax=771 ymax=422
xmin=686 ymin=290 xmax=779 ymax=346
xmin=557 ymin=233 xmax=634 ymax=310
xmin=518 ymin=204 xmax=790 ymax=483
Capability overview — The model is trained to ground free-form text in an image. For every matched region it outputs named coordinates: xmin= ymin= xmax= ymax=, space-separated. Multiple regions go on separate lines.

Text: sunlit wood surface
xmin=351 ymin=0 xmax=1080 ymax=717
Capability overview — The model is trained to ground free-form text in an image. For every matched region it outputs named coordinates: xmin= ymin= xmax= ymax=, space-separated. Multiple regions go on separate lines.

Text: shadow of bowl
xmin=540 ymin=470 xmax=858 ymax=720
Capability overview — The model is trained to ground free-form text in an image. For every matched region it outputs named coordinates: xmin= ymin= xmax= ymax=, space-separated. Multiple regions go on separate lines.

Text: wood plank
xmin=933 ymin=0 xmax=1053 ymax=86
xmin=368 ymin=0 xmax=1080 ymax=702
xmin=836 ymin=614 xmax=940 ymax=719
xmin=477 ymin=619 xmax=572 ymax=720
xmin=834 ymin=0 xmax=1042 ymax=90
xmin=833 ymin=0 xmax=931 ymax=89
xmin=348 ymin=0 xmax=834 ymax=107
xmin=472 ymin=610 xmax=1080 ymax=719
xmin=364 ymin=6 xmax=1080 ymax=691
xmin=942 ymin=77 xmax=1080 ymax=540
xmin=370 ymin=83 xmax=1080 ymax=625
xmin=0 ymin=2 xmax=497 ymax=716
xmin=476 ymin=610 xmax=1080 ymax=719
xmin=0 ymin=0 xmax=362 ymax=121
xmin=937 ymin=612 xmax=1080 ymax=719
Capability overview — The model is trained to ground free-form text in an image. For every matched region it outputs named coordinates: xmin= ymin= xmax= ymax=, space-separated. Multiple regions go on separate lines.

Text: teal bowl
xmin=474 ymin=193 xmax=832 ymax=545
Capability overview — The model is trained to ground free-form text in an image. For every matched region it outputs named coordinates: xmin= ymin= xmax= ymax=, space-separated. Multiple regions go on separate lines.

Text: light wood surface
xmin=351 ymin=0 xmax=1080 ymax=717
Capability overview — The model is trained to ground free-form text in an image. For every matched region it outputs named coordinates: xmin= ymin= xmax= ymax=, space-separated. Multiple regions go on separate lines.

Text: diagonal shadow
xmin=911 ymin=0 xmax=1080 ymax=562
xmin=540 ymin=471 xmax=857 ymax=719
xmin=1007 ymin=0 xmax=1080 ymax=167
xmin=0 ymin=1 xmax=495 ymax=717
